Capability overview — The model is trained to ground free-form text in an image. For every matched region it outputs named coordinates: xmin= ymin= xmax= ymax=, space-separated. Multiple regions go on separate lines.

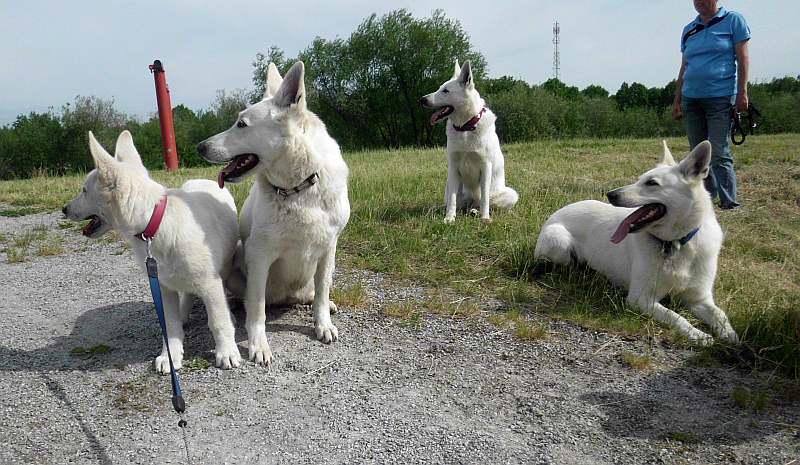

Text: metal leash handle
xmin=145 ymin=240 xmax=187 ymax=427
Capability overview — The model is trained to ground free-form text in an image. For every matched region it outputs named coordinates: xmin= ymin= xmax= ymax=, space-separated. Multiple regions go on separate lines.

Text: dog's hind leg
xmin=491 ymin=186 xmax=519 ymax=210
xmin=312 ymin=239 xmax=339 ymax=344
xmin=198 ymin=279 xmax=242 ymax=369
xmin=155 ymin=288 xmax=185 ymax=374
xmin=534 ymin=224 xmax=575 ymax=265
xmin=178 ymin=292 xmax=193 ymax=324
xmin=225 ymin=267 xmax=246 ymax=299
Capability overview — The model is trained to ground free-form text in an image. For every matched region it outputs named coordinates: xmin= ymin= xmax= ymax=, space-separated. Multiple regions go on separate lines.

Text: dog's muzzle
xmin=197 ymin=141 xmax=210 ymax=159
xmin=606 ymin=189 xmax=622 ymax=206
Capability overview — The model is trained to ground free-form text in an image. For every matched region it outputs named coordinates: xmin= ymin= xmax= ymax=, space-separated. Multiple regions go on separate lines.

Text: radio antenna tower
xmin=552 ymin=21 xmax=561 ymax=80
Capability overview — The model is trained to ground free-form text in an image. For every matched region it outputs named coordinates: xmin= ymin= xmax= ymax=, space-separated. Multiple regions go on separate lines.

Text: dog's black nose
xmin=62 ymin=206 xmax=67 ymax=215
xmin=197 ymin=142 xmax=208 ymax=157
xmin=606 ymin=190 xmax=619 ymax=203
xmin=419 ymin=97 xmax=427 ymax=107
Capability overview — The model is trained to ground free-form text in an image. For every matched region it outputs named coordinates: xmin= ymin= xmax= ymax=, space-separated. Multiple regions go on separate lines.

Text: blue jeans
xmin=681 ymin=96 xmax=741 ymax=209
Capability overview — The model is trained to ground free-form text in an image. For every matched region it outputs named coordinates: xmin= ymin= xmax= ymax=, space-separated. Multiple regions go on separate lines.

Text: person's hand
xmin=672 ymin=101 xmax=683 ymax=121
xmin=735 ymin=92 xmax=749 ymax=112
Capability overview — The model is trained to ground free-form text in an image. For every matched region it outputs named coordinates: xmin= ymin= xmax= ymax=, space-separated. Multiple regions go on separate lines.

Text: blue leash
xmin=144 ymin=243 xmax=187 ymax=428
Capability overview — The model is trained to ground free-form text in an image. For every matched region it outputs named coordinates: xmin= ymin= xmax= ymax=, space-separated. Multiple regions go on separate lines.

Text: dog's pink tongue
xmin=610 ymin=206 xmax=651 ymax=244
xmin=430 ymin=112 xmax=440 ymax=125
xmin=217 ymin=160 xmax=238 ymax=189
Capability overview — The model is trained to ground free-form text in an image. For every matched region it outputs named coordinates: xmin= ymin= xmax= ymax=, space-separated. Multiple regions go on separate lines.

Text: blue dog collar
xmin=654 ymin=227 xmax=700 ymax=256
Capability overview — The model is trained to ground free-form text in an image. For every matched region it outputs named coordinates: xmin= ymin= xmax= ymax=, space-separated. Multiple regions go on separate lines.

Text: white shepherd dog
xmin=64 ymin=130 xmax=243 ymax=372
xmin=197 ymin=61 xmax=350 ymax=365
xmin=534 ymin=141 xmax=738 ymax=344
xmin=420 ymin=60 xmax=518 ymax=223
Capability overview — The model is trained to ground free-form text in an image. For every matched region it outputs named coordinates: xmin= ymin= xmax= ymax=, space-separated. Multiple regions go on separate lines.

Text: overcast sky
xmin=2 ymin=1 xmax=798 ymax=125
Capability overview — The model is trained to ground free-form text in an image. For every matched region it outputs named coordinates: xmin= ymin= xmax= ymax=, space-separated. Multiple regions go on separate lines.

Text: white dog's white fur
xmin=197 ymin=61 xmax=350 ymax=365
xmin=420 ymin=60 xmax=518 ymax=223
xmin=64 ymin=131 xmax=243 ymax=372
xmin=534 ymin=141 xmax=738 ymax=344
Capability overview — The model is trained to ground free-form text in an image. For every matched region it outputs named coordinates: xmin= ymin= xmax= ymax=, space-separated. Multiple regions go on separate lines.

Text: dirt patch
xmin=0 ymin=211 xmax=798 ymax=464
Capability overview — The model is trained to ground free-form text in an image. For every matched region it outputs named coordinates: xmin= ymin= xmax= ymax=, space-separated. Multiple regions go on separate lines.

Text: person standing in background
xmin=672 ymin=0 xmax=750 ymax=210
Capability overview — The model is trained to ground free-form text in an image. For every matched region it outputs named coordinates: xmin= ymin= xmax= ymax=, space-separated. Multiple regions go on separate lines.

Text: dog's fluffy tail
xmin=534 ymin=223 xmax=574 ymax=265
xmin=491 ymin=187 xmax=519 ymax=210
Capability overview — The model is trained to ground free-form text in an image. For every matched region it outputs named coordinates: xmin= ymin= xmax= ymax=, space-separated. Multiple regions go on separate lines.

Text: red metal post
xmin=148 ymin=59 xmax=179 ymax=171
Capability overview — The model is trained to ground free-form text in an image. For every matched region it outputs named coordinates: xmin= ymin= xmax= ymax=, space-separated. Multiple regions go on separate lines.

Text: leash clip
xmin=145 ymin=238 xmax=153 ymax=259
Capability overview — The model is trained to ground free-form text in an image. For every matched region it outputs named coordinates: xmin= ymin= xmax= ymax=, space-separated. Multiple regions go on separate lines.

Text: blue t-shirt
xmin=681 ymin=7 xmax=750 ymax=98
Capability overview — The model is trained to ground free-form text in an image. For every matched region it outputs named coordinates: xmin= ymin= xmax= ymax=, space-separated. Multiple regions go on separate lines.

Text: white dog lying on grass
xmin=535 ymin=140 xmax=739 ymax=345
xmin=64 ymin=130 xmax=243 ymax=372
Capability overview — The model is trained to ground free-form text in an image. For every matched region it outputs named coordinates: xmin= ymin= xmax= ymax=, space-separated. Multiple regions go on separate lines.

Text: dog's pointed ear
xmin=263 ymin=62 xmax=284 ymax=100
xmin=88 ymin=131 xmax=117 ymax=185
xmin=452 ymin=59 xmax=461 ymax=80
xmin=659 ymin=140 xmax=677 ymax=166
xmin=459 ymin=60 xmax=473 ymax=89
xmin=114 ymin=130 xmax=143 ymax=166
xmin=273 ymin=61 xmax=306 ymax=110
xmin=679 ymin=140 xmax=712 ymax=180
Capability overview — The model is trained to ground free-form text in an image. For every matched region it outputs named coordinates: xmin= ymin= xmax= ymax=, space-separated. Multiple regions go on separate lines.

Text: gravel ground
xmin=1 ymin=210 xmax=798 ymax=465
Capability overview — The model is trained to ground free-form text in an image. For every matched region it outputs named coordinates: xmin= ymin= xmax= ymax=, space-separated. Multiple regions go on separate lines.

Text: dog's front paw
xmin=443 ymin=216 xmax=455 ymax=225
xmin=315 ymin=321 xmax=339 ymax=344
xmin=155 ymin=350 xmax=183 ymax=374
xmin=688 ymin=329 xmax=713 ymax=346
xmin=481 ymin=217 xmax=492 ymax=224
xmin=214 ymin=342 xmax=242 ymax=369
xmin=717 ymin=325 xmax=740 ymax=345
xmin=248 ymin=335 xmax=273 ymax=366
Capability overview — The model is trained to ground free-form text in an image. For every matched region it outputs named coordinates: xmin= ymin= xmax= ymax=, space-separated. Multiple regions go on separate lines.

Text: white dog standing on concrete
xmin=64 ymin=131 xmax=243 ymax=371
xmin=420 ymin=60 xmax=518 ymax=223
xmin=197 ymin=61 xmax=350 ymax=365
xmin=534 ymin=141 xmax=738 ymax=344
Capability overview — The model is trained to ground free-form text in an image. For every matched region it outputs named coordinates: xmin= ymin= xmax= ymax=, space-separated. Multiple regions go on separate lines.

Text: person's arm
xmin=672 ymin=57 xmax=687 ymax=120
xmin=735 ymin=40 xmax=750 ymax=111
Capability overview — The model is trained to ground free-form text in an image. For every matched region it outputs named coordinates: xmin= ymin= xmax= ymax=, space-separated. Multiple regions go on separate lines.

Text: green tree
xmin=253 ymin=9 xmax=487 ymax=149
xmin=251 ymin=46 xmax=292 ymax=103
xmin=542 ymin=78 xmax=580 ymax=100
xmin=581 ymin=84 xmax=609 ymax=99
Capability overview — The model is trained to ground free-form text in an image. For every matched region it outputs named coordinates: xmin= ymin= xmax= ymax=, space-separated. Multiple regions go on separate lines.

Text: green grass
xmin=731 ymin=385 xmax=772 ymax=413
xmin=13 ymin=229 xmax=47 ymax=248
xmin=330 ymin=283 xmax=368 ymax=309
xmin=184 ymin=356 xmax=211 ymax=371
xmin=488 ymin=306 xmax=548 ymax=341
xmin=513 ymin=320 xmax=549 ymax=341
xmin=0 ymin=206 xmax=45 ymax=217
xmin=665 ymin=431 xmax=699 ymax=444
xmin=383 ymin=302 xmax=423 ymax=328
xmin=70 ymin=344 xmax=112 ymax=357
xmin=36 ymin=237 xmax=64 ymax=256
xmin=1 ymin=134 xmax=798 ymax=376
xmin=620 ymin=351 xmax=653 ymax=370
xmin=5 ymin=247 xmax=26 ymax=263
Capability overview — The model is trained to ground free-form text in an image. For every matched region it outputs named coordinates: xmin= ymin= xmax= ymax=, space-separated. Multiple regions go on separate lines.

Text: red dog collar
xmin=136 ymin=195 xmax=168 ymax=241
xmin=452 ymin=108 xmax=486 ymax=132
